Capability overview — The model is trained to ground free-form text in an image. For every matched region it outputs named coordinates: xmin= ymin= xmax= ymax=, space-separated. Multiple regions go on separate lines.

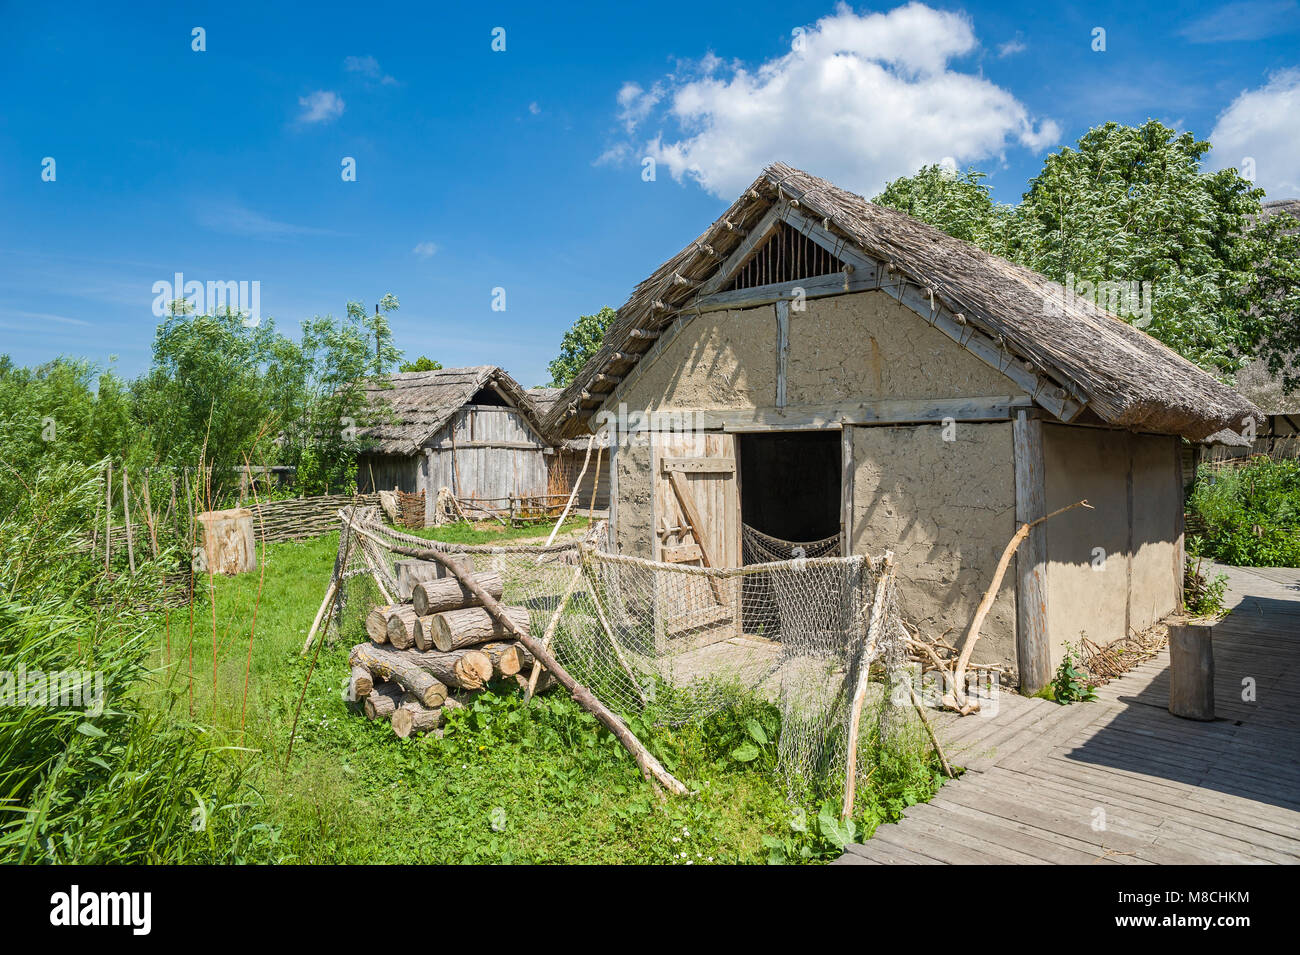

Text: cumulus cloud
xmin=1210 ymin=68 xmax=1300 ymax=197
xmin=603 ymin=2 xmax=1060 ymax=197
xmin=345 ymin=55 xmax=398 ymax=85
xmin=297 ymin=90 xmax=345 ymax=124
xmin=412 ymin=242 xmax=438 ymax=258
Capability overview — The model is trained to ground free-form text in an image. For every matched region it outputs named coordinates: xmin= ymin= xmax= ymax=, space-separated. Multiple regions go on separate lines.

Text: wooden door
xmin=652 ymin=432 xmax=741 ymax=648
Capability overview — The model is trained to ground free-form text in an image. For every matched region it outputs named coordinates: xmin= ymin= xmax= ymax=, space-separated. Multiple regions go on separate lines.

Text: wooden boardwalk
xmin=836 ymin=564 xmax=1300 ymax=865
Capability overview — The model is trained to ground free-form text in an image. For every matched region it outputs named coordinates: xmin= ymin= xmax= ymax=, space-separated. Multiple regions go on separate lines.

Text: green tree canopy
xmin=548 ymin=306 xmax=616 ymax=387
xmin=873 ymin=120 xmax=1292 ymax=384
xmin=400 ymin=356 xmax=443 ymax=372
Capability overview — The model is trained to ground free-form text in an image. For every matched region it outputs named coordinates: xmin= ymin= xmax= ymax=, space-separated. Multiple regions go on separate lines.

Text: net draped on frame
xmin=329 ymin=507 xmax=903 ymax=791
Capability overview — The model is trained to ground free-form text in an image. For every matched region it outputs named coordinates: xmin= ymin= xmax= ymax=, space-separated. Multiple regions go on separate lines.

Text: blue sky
xmin=1 ymin=1 xmax=1297 ymax=387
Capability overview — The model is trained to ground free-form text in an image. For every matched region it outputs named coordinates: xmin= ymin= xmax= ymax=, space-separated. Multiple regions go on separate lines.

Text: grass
xmin=137 ymin=516 xmax=945 ymax=864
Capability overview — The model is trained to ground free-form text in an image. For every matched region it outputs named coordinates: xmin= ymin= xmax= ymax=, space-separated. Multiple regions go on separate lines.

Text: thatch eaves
xmin=544 ymin=162 xmax=1263 ymax=446
xmin=359 ymin=366 xmax=544 ymax=456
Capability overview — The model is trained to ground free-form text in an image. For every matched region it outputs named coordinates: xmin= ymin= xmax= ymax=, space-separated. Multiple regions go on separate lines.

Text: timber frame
xmin=567 ymin=198 xmax=1086 ymax=434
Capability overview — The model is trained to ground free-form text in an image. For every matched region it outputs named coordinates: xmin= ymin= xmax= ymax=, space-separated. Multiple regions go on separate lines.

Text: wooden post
xmin=104 ymin=463 xmax=113 ymax=572
xmin=122 ymin=470 xmax=136 ymax=573
xmin=141 ymin=472 xmax=159 ymax=559
xmin=1168 ymin=623 xmax=1215 ymax=721
xmin=843 ymin=552 xmax=895 ymax=822
xmin=1013 ymin=410 xmax=1050 ymax=695
xmin=775 ymin=299 xmax=790 ymax=409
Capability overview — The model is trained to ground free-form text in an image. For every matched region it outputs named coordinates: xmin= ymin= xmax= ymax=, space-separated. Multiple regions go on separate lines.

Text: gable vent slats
xmin=725 ymin=220 xmax=846 ymax=292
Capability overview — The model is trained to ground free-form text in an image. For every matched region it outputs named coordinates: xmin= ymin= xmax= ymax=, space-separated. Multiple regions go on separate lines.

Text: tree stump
xmin=1168 ymin=623 xmax=1215 ymax=721
xmin=197 ymin=508 xmax=256 ymax=575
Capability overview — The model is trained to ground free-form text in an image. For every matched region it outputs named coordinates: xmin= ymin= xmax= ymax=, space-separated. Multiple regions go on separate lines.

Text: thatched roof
xmin=544 ymin=162 xmax=1263 ymax=445
xmin=525 ymin=387 xmax=564 ymax=420
xmin=359 ymin=366 xmax=543 ymax=456
xmin=1263 ymin=199 xmax=1300 ymax=232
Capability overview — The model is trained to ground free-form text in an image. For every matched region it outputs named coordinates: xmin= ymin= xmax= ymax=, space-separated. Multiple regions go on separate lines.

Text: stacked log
xmin=349 ymin=566 xmax=544 ymax=737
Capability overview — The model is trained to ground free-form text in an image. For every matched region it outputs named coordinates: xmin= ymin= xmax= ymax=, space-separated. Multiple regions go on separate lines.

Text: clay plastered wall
xmin=1128 ymin=434 xmax=1181 ymax=633
xmin=617 ymin=307 xmax=777 ymax=411
xmin=850 ymin=422 xmax=1018 ymax=673
xmin=615 ymin=291 xmax=1023 ymax=415
xmin=1042 ymin=426 xmax=1179 ymax=662
xmin=787 ymin=293 xmax=1024 ymax=405
xmin=613 ymin=438 xmax=654 ymax=558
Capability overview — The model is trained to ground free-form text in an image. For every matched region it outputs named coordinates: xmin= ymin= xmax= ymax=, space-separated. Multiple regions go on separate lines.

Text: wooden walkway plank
xmin=839 ymin=564 xmax=1300 ymax=865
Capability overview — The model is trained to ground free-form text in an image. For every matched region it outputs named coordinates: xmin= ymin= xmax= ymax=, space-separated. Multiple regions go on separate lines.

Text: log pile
xmin=348 ymin=558 xmax=552 ymax=736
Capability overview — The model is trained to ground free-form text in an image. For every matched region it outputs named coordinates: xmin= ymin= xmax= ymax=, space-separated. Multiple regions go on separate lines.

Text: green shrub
xmin=0 ymin=463 xmax=279 ymax=863
xmin=1049 ymin=640 xmax=1097 ymax=705
xmin=1183 ymin=557 xmax=1230 ymax=617
xmin=1187 ymin=458 xmax=1300 ymax=566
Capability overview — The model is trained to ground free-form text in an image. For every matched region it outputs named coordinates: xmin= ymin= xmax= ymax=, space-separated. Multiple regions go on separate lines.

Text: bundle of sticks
xmin=348 ymin=556 xmax=553 ymax=737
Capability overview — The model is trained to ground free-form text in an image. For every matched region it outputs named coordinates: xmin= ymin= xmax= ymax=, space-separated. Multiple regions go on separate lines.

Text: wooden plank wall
xmin=425 ymin=405 xmax=549 ymax=503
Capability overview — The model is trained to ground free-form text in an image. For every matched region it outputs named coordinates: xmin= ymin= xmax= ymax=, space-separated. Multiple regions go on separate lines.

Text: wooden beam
xmin=692 ymin=272 xmax=879 ymax=312
xmin=841 ymin=426 xmax=855 ymax=556
xmin=661 ymin=456 xmax=736 ymax=474
xmin=778 ymin=203 xmax=1086 ymax=424
xmin=1013 ymin=410 xmax=1051 ymax=695
xmin=694 ymin=202 xmax=786 ymax=299
xmin=666 ymin=469 xmax=725 ymax=603
xmin=775 ymin=299 xmax=790 ymax=409
xmin=1173 ymin=436 xmax=1185 ymax=607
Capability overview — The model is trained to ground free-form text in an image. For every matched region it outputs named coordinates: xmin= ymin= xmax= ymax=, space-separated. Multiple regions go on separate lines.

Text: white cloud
xmin=1179 ymin=1 xmax=1300 ymax=43
xmin=1209 ymin=68 xmax=1300 ymax=197
xmin=297 ymin=90 xmax=345 ymax=124
xmin=196 ymin=201 xmax=343 ymax=239
xmin=997 ymin=37 xmax=1027 ymax=57
xmin=528 ymin=101 xmax=541 ymax=115
xmin=412 ymin=242 xmax=438 ymax=258
xmin=602 ymin=2 xmax=1060 ymax=198
xmin=344 ymin=55 xmax=398 ymax=85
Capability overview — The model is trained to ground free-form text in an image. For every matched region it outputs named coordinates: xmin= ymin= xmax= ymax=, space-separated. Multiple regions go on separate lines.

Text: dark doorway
xmin=738 ymin=430 xmax=841 ymax=554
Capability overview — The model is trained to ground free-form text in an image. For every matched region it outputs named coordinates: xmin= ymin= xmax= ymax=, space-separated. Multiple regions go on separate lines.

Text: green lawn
xmin=142 ymin=517 xmax=944 ymax=864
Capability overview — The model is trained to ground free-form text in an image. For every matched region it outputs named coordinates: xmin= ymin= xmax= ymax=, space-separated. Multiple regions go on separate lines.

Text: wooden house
xmin=541 ymin=163 xmax=1264 ymax=693
xmin=356 ymin=366 xmax=551 ymax=523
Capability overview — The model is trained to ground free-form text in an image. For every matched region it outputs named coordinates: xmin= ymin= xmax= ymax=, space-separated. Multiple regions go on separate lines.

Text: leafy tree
xmin=548 ymin=306 xmax=616 ymax=387
xmin=273 ymin=296 xmax=403 ymax=495
xmin=875 ymin=164 xmax=1016 ymax=256
xmin=0 ymin=357 xmax=142 ymax=513
xmin=132 ymin=306 xmax=284 ymax=499
xmin=873 ymin=121 xmax=1291 ymax=383
xmin=400 ymin=356 xmax=443 ymax=372
xmin=1014 ymin=121 xmax=1265 ymax=375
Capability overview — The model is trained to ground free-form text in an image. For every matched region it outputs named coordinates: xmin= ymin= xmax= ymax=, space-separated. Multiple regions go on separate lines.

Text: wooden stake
xmin=392 ymin=543 xmax=689 ymax=795
xmin=842 ymin=552 xmax=895 ymax=822
xmin=525 ymin=563 xmax=584 ymax=702
xmin=122 ymin=471 xmax=136 ymax=573
xmin=141 ymin=472 xmax=159 ymax=558
xmin=946 ymin=499 xmax=1092 ymax=713
xmin=302 ymin=579 xmax=339 ymax=655
xmin=543 ymin=432 xmax=596 ymax=548
xmin=104 ymin=463 xmax=112 ymax=572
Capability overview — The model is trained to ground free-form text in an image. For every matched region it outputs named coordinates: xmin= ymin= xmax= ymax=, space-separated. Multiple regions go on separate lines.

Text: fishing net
xmin=741 ymin=523 xmax=841 ymax=563
xmin=326 ymin=506 xmax=903 ymax=792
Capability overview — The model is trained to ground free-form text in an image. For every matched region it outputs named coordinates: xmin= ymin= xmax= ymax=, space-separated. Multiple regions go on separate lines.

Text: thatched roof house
xmin=547 ymin=162 xmax=1259 ymax=442
xmin=356 ymin=366 xmax=551 ymax=521
xmin=541 ymin=162 xmax=1264 ymax=693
